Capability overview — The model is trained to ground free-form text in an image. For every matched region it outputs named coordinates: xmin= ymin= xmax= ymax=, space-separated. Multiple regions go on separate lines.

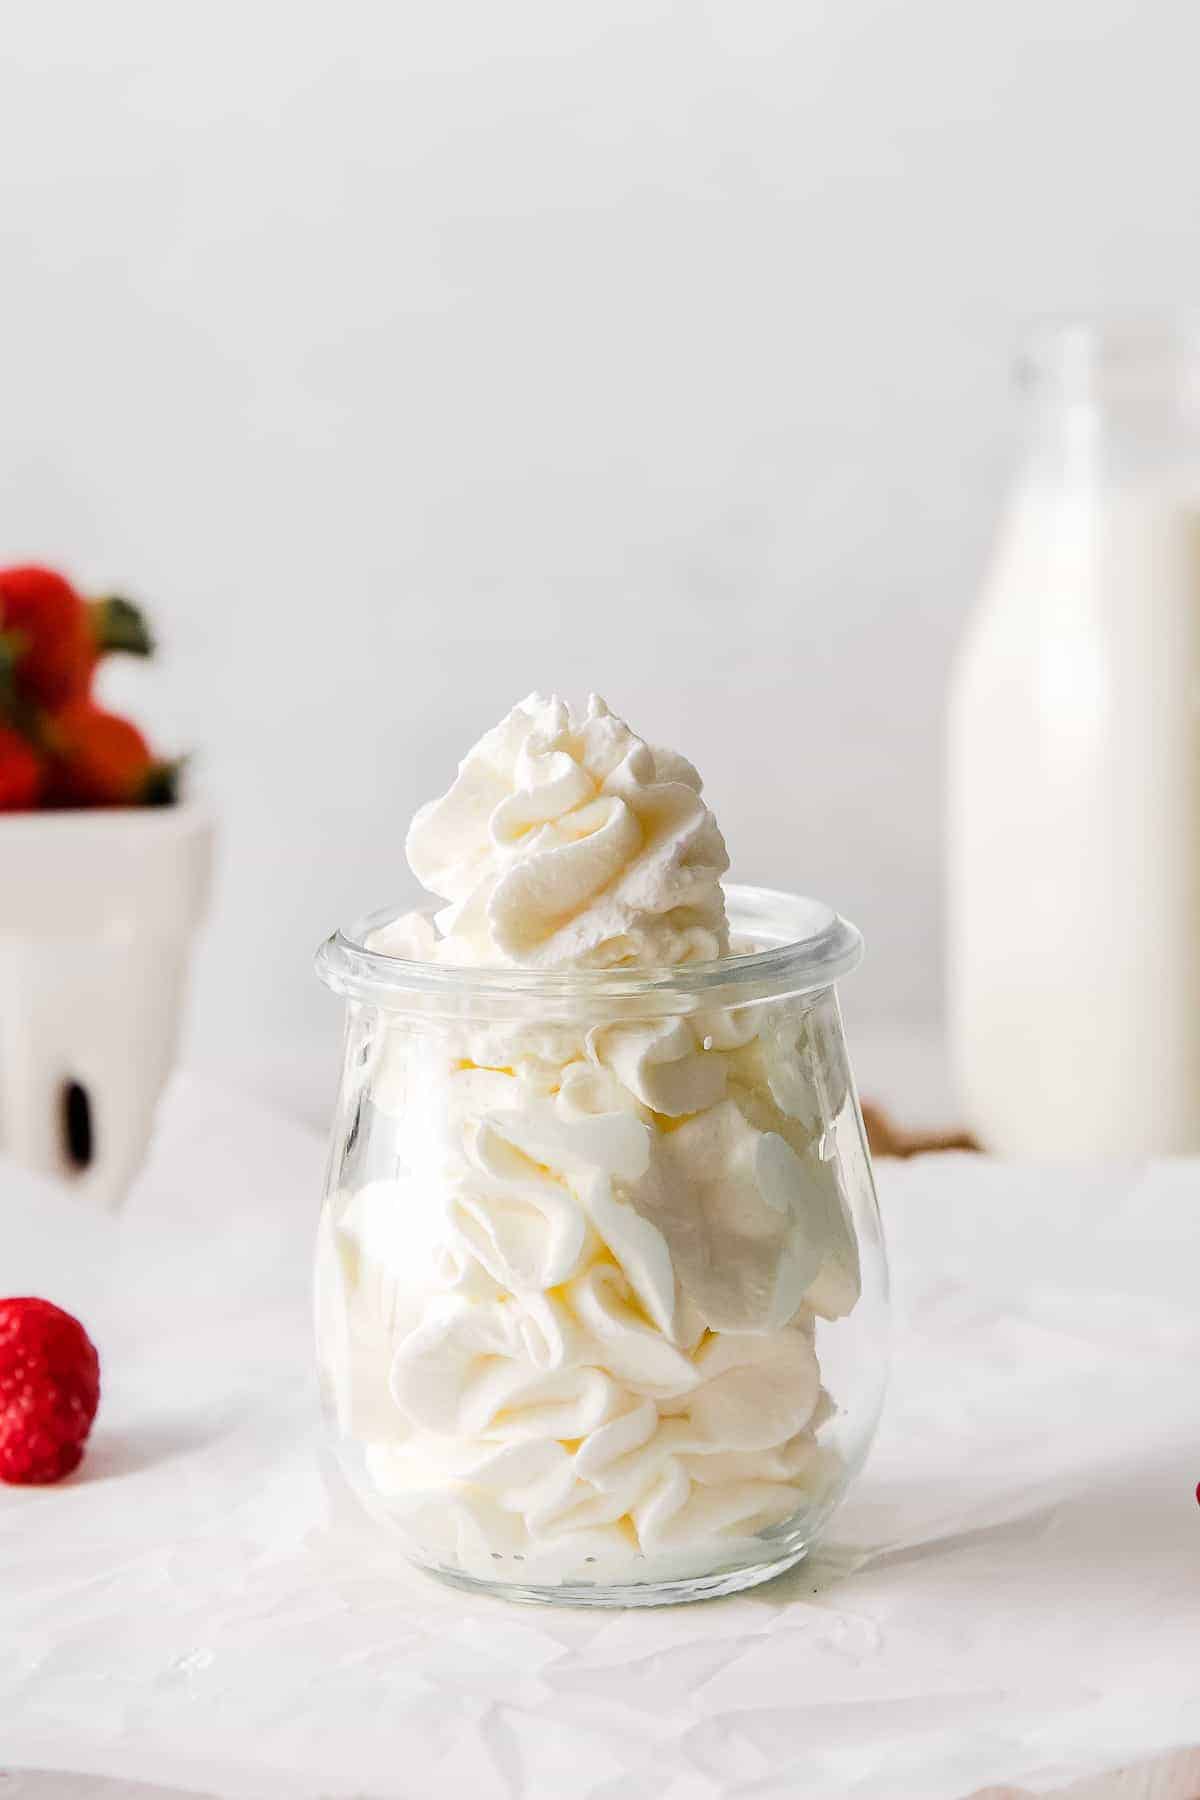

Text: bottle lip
xmin=315 ymin=883 xmax=864 ymax=1014
xmin=1016 ymin=313 xmax=1200 ymax=396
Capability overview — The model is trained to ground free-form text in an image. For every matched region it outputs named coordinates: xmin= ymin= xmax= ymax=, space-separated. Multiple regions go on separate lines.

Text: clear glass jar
xmin=314 ymin=885 xmax=888 ymax=1606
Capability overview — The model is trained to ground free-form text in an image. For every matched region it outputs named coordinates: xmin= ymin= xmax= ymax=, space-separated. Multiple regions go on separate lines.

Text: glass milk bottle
xmin=948 ymin=321 xmax=1200 ymax=1157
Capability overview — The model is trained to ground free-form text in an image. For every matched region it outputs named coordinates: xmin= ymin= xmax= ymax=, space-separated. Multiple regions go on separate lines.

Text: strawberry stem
xmin=142 ymin=755 xmax=184 ymax=806
xmin=91 ymin=596 xmax=154 ymax=658
xmin=0 ymin=631 xmax=33 ymax=721
xmin=0 ymin=632 xmax=18 ymax=709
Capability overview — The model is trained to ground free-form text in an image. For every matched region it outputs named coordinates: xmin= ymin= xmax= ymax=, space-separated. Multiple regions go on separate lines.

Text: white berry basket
xmin=0 ymin=801 xmax=214 ymax=1211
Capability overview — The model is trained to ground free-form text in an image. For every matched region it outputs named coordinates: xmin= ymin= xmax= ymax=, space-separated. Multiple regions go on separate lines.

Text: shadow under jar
xmin=314 ymin=885 xmax=889 ymax=1606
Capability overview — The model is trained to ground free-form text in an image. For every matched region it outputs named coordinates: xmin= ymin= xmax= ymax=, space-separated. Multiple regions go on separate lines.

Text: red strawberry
xmin=44 ymin=698 xmax=179 ymax=807
xmin=0 ymin=1298 xmax=101 ymax=1485
xmin=0 ymin=565 xmax=153 ymax=708
xmin=0 ymin=721 xmax=44 ymax=810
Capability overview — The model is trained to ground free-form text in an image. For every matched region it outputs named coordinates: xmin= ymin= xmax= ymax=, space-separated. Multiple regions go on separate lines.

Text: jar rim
xmin=315 ymin=883 xmax=863 ymax=1012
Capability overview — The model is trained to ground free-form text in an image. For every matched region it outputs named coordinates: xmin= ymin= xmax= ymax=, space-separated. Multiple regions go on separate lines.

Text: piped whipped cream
xmin=319 ymin=694 xmax=861 ymax=1586
xmin=397 ymin=692 xmax=731 ymax=969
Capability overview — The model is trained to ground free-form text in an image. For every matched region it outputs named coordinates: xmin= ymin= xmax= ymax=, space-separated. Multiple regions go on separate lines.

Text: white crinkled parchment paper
xmin=2 ymin=1077 xmax=1198 ymax=1799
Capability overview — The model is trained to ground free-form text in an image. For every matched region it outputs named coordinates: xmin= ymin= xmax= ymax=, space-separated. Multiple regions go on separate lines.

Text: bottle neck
xmin=1018 ymin=321 xmax=1200 ymax=486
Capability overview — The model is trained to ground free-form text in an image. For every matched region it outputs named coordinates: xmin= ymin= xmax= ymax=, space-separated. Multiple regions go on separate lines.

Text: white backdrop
xmin=2 ymin=1 xmax=1199 ymax=1119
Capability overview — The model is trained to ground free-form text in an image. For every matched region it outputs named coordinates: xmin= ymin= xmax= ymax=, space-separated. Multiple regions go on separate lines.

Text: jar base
xmin=418 ymin=1542 xmax=812 ymax=1608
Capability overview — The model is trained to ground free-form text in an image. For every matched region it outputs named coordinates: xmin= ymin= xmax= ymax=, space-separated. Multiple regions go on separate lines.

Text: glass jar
xmin=314 ymin=885 xmax=888 ymax=1606
xmin=948 ymin=319 xmax=1200 ymax=1155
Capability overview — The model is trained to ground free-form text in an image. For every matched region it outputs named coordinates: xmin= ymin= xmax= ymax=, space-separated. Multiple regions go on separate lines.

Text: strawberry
xmin=44 ymin=698 xmax=179 ymax=807
xmin=0 ymin=1297 xmax=101 ymax=1485
xmin=0 ymin=722 xmax=45 ymax=811
xmin=0 ymin=565 xmax=153 ymax=708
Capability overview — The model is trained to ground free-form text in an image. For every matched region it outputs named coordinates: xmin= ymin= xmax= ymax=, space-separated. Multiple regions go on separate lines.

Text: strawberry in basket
xmin=0 ymin=565 xmax=178 ymax=810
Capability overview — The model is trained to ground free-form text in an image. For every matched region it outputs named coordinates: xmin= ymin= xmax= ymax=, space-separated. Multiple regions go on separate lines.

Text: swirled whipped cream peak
xmin=402 ymin=692 xmax=731 ymax=969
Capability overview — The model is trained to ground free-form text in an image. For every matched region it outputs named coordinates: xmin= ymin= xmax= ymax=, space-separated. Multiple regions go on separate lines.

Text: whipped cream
xmin=401 ymin=692 xmax=730 ymax=969
xmin=318 ymin=694 xmax=861 ymax=1588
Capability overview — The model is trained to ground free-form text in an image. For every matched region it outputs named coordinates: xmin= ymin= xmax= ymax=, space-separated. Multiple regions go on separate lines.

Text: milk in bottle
xmin=948 ymin=322 xmax=1200 ymax=1156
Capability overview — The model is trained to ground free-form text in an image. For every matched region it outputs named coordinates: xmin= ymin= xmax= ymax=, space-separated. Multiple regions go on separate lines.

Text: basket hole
xmin=62 ymin=1081 xmax=93 ymax=1171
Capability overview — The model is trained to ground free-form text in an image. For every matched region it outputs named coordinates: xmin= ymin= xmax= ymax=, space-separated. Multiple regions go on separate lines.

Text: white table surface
xmin=2 ymin=1077 xmax=1198 ymax=1800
